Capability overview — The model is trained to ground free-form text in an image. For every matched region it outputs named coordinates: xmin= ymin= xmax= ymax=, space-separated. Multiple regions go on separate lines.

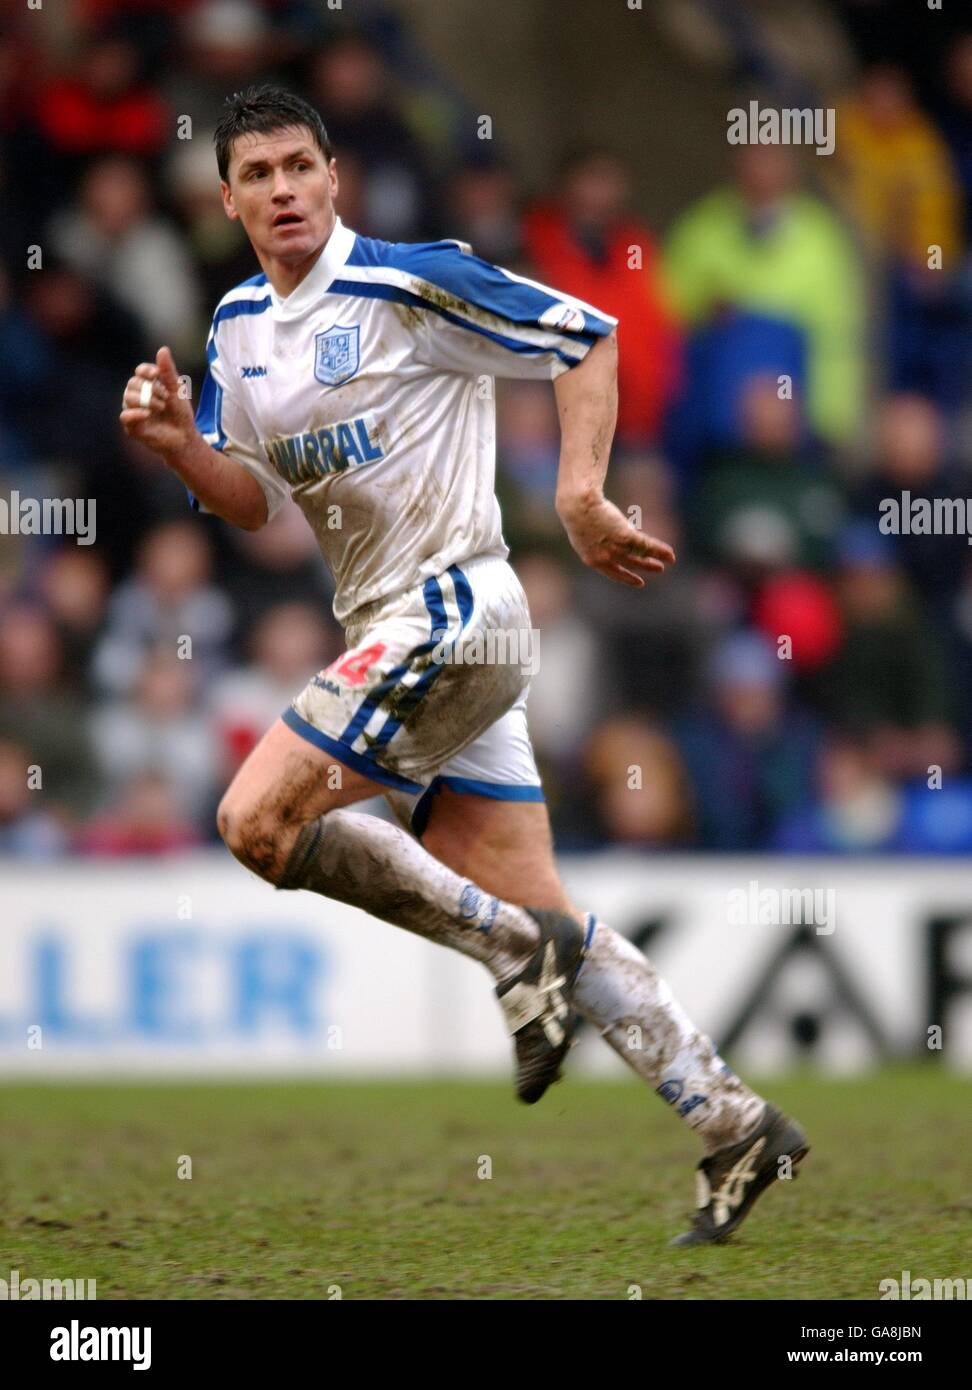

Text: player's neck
xmin=258 ymin=215 xmax=337 ymax=299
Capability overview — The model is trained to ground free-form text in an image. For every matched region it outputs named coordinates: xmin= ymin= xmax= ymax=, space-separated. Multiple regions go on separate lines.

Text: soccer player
xmin=120 ymin=86 xmax=807 ymax=1245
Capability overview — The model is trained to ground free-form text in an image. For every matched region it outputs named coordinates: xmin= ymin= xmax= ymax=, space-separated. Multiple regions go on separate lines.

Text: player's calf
xmin=274 ymin=807 xmax=589 ymax=1103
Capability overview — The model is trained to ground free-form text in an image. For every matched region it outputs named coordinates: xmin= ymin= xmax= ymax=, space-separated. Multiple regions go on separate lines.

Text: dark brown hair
xmin=214 ymin=85 xmax=334 ymax=181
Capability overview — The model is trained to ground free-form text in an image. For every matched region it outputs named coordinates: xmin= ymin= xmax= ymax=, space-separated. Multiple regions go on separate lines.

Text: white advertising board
xmin=1 ymin=853 xmax=970 ymax=1075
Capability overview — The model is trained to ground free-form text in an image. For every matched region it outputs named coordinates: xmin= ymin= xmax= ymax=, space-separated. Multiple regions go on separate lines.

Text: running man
xmin=119 ymin=86 xmax=807 ymax=1245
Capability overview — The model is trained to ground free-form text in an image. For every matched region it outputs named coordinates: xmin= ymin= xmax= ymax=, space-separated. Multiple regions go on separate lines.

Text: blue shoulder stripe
xmin=206 ymin=294 xmax=273 ymax=364
xmin=345 ymin=236 xmax=612 ymax=339
xmin=329 ymin=279 xmax=586 ymax=365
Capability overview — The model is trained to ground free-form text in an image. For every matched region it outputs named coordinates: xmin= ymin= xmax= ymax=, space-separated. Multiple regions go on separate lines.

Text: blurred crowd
xmin=3 ymin=0 xmax=972 ymax=858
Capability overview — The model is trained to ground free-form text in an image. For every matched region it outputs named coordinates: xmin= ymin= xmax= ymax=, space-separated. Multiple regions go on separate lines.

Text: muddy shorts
xmin=283 ymin=554 xmax=545 ymax=837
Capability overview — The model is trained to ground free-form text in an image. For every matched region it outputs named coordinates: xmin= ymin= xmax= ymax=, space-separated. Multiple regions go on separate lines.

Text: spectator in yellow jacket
xmin=831 ymin=64 xmax=963 ymax=271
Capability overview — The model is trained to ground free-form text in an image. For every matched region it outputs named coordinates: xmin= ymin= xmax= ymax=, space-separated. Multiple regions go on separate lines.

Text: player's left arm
xmin=552 ymin=330 xmax=675 ymax=588
xmin=405 ymin=239 xmax=674 ymax=587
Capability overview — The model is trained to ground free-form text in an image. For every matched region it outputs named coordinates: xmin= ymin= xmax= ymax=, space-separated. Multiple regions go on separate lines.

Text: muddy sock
xmin=278 ymin=809 xmax=539 ymax=984
xmin=574 ymin=920 xmax=766 ymax=1153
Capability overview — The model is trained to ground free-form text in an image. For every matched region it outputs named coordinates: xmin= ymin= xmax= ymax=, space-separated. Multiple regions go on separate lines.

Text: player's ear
xmin=327 ymin=158 xmax=338 ymax=199
xmin=220 ymin=180 xmax=240 ymax=222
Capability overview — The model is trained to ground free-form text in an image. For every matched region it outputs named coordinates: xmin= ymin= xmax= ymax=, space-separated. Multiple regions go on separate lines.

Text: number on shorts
xmin=332 ymin=642 xmax=387 ymax=687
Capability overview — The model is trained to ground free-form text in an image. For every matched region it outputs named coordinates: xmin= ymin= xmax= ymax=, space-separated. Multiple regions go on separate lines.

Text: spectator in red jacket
xmin=523 ymin=149 xmax=681 ymax=446
xmin=38 ymin=24 xmax=169 ymax=159
xmin=76 ymin=771 xmax=202 ymax=856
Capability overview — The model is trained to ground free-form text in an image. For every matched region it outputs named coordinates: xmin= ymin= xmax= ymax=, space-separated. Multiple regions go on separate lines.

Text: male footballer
xmin=120 ymin=86 xmax=807 ymax=1245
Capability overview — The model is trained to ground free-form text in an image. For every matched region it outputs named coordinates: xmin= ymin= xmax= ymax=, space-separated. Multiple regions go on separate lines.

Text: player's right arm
xmin=119 ymin=345 xmax=269 ymax=531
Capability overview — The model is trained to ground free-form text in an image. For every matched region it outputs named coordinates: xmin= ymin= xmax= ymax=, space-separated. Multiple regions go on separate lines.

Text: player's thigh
xmin=421 ymin=786 xmax=582 ymax=920
xmin=218 ymin=715 xmax=384 ymax=843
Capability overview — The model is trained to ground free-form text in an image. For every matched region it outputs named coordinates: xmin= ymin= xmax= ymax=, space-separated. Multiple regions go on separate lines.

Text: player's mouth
xmin=272 ymin=212 xmax=305 ymax=230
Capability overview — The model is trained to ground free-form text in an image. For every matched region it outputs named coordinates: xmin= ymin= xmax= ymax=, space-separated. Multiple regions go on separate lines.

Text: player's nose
xmin=269 ymin=172 xmax=295 ymax=200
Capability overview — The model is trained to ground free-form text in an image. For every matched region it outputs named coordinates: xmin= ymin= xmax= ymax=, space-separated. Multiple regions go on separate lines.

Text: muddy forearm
xmin=162 ymin=432 xmax=268 ymax=531
xmin=553 ymin=329 xmax=619 ymax=523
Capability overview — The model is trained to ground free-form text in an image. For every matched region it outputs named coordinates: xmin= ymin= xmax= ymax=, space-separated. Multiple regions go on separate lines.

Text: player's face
xmin=221 ymin=128 xmax=338 ymax=265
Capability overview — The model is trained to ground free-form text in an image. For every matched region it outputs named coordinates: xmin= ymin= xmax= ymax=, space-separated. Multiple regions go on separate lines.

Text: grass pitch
xmin=1 ymin=1065 xmax=968 ymax=1300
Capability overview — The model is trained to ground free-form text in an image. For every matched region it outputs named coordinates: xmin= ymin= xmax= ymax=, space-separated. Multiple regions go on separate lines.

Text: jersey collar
xmin=270 ymin=216 xmax=357 ymax=321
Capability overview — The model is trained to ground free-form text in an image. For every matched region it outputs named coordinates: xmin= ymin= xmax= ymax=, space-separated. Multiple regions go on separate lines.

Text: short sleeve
xmin=398 ymin=240 xmax=617 ymax=380
xmin=191 ymin=333 xmax=289 ymax=524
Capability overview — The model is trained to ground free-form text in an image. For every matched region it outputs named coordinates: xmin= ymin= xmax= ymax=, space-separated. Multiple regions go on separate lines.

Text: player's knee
xmin=216 ymin=794 xmax=240 ymax=852
xmin=217 ymin=795 xmax=287 ymax=883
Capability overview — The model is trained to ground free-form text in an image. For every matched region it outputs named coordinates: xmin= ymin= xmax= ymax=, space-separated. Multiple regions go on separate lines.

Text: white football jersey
xmin=193 ymin=217 xmax=616 ymax=624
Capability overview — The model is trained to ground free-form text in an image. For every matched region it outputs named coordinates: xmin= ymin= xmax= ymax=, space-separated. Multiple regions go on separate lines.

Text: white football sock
xmin=573 ymin=920 xmax=766 ymax=1153
xmin=279 ymin=813 xmax=765 ymax=1151
xmin=278 ymin=808 xmax=539 ymax=984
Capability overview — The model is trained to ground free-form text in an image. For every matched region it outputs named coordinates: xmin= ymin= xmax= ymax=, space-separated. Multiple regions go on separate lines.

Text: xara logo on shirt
xmin=264 ymin=413 xmax=385 ymax=484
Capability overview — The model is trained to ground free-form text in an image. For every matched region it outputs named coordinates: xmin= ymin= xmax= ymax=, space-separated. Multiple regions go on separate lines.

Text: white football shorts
xmin=283 ymin=553 xmax=545 ymax=837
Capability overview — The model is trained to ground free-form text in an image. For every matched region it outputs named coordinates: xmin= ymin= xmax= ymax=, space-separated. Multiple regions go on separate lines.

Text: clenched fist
xmin=119 ymin=346 xmax=197 ymax=459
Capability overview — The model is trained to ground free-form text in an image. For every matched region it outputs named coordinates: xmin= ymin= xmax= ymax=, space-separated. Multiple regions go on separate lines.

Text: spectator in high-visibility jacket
xmin=664 ymin=144 xmax=866 ymax=445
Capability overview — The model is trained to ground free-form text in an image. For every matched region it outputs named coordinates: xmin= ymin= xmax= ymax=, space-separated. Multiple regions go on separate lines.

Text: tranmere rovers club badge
xmin=314 ymin=324 xmax=360 ymax=386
